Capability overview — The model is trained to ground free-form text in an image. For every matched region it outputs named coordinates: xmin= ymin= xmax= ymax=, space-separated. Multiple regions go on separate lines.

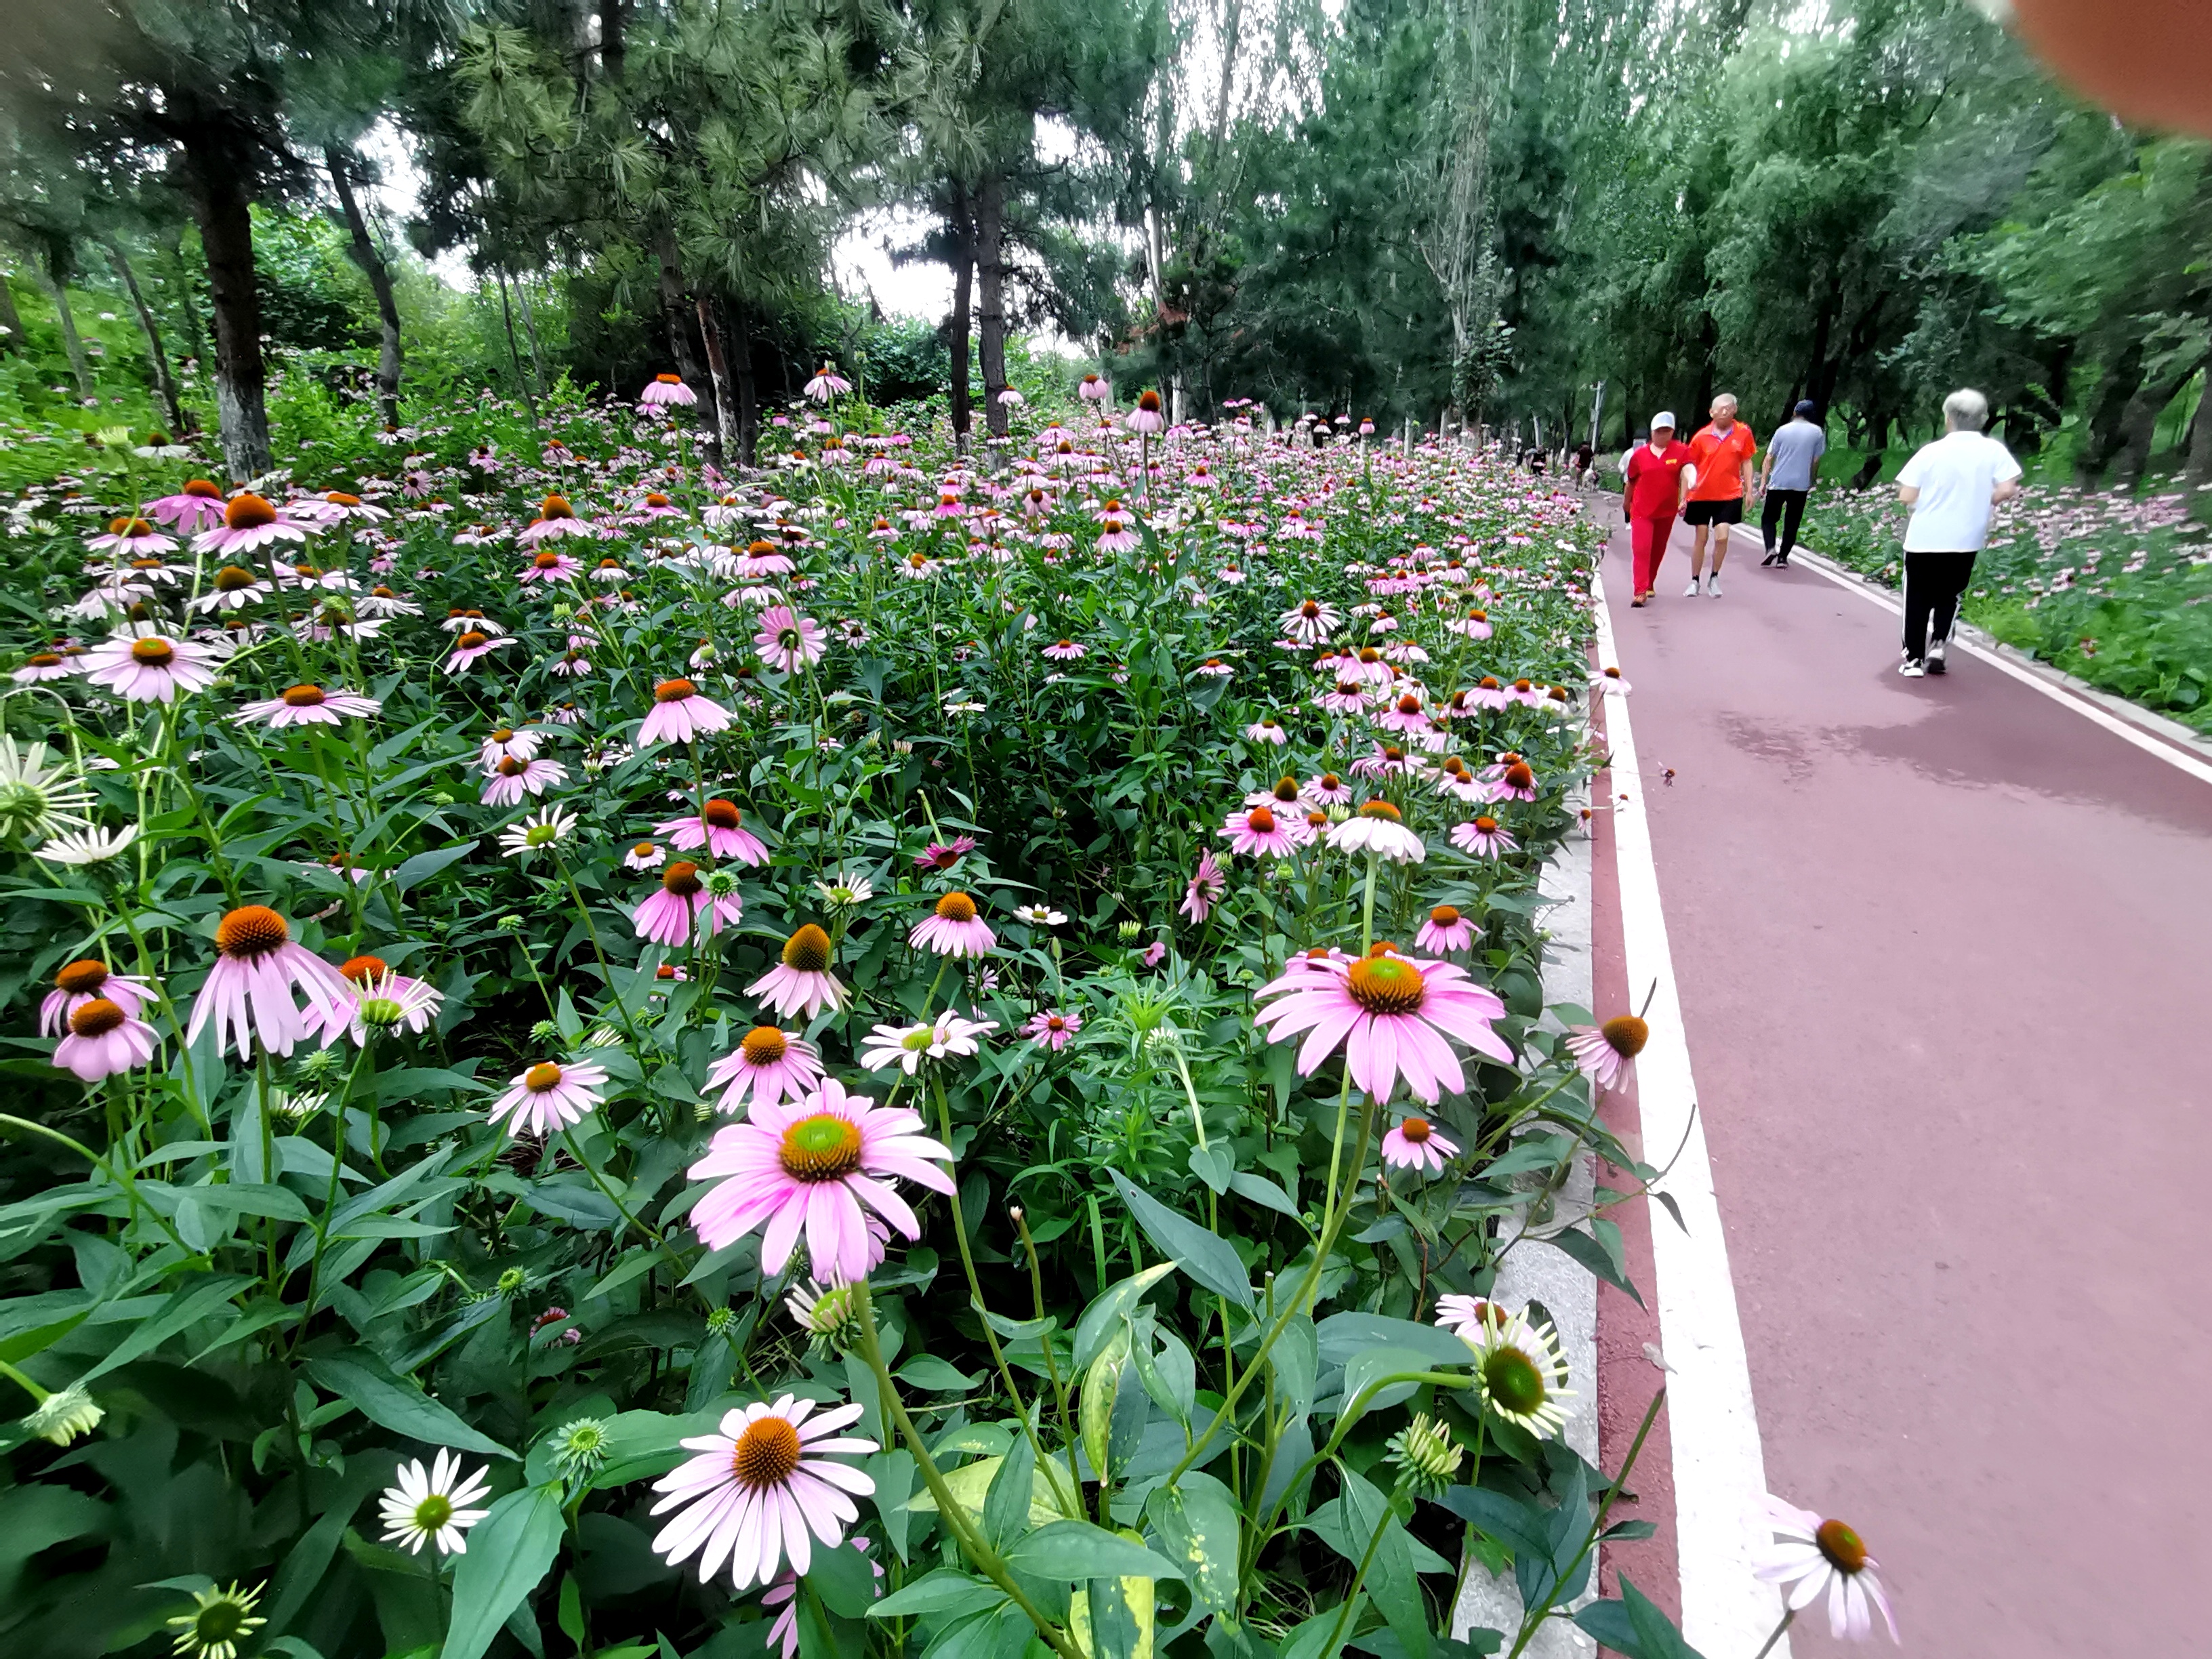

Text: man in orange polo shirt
xmin=1680 ymin=393 xmax=1758 ymax=598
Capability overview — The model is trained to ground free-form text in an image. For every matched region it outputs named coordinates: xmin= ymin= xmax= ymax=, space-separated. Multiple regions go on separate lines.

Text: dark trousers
xmin=1761 ymin=487 xmax=1808 ymax=557
xmin=1901 ymin=551 xmax=1976 ymax=662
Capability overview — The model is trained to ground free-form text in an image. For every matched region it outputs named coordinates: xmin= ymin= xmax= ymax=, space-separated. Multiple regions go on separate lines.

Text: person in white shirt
xmin=1893 ymin=388 xmax=2021 ymax=677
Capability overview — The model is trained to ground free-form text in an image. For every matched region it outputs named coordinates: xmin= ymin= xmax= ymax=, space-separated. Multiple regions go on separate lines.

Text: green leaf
xmin=982 ymin=1431 xmax=1036 ymax=1551
xmin=1268 ymin=1316 xmax=1318 ymax=1418
xmin=1144 ymin=1473 xmax=1240 ymax=1622
xmin=1538 ymin=1224 xmax=1645 ymax=1308
xmin=1003 ymin=1520 xmax=1183 ymax=1584
xmin=81 ymin=1274 xmax=251 ymax=1382
xmin=1337 ymin=1466 xmax=1429 ymax=1659
xmin=1071 ymin=1262 xmax=1176 ymax=1371
xmin=393 ymin=842 xmax=478 ymax=895
xmin=1572 ymin=1575 xmax=1708 ymax=1659
xmin=1072 ymin=1573 xmax=1154 ymax=1659
xmin=1315 ymin=1313 xmax=1475 ymax=1369
xmin=1107 ymin=1170 xmax=1252 ymax=1311
xmin=894 ymin=1355 xmax=980 ymax=1393
xmin=1227 ymin=1170 xmax=1301 ymax=1221
xmin=1187 ymin=1143 xmax=1233 ymax=1195
xmin=305 ymin=1350 xmax=516 ymax=1459
xmin=438 ymin=1485 xmax=565 ymax=1659
xmin=805 ymin=1536 xmax=880 ymax=1618
xmin=1336 ymin=1346 xmax=1458 ymax=1429
xmin=867 ymin=1570 xmax=1007 ymax=1620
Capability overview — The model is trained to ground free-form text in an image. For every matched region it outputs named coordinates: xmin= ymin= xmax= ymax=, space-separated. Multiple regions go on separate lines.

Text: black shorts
xmin=1681 ymin=497 xmax=1744 ymax=526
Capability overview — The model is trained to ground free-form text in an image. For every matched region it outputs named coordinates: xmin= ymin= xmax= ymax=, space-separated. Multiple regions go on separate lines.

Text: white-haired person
xmin=1892 ymin=388 xmax=2021 ymax=677
xmin=1680 ymin=393 xmax=1758 ymax=597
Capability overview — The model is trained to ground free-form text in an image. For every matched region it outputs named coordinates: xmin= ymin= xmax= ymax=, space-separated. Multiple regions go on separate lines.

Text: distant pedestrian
xmin=1681 ymin=394 xmax=1758 ymax=598
xmin=1622 ymin=412 xmax=1693 ymax=607
xmin=1759 ymin=401 xmax=1826 ymax=567
xmin=1572 ymin=440 xmax=1595 ymax=489
xmin=1893 ymin=388 xmax=2020 ymax=677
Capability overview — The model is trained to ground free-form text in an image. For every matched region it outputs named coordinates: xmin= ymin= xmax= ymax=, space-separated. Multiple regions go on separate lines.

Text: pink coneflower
xmin=1486 ymin=757 xmax=1540 ymax=802
xmin=234 ymin=684 xmax=382 ymax=728
xmin=915 ymin=835 xmax=977 ymax=874
xmin=909 ymin=890 xmax=996 ymax=957
xmin=80 ymin=624 xmax=220 ymax=703
xmin=1755 ymin=1495 xmax=1900 ymax=1644
xmin=517 ymin=547 xmax=585 ymax=583
xmin=1078 ymin=373 xmax=1109 ymax=401
xmin=1591 ymin=665 xmax=1631 ymax=697
xmin=194 ymin=492 xmax=308 ymax=556
xmin=658 ymin=799 xmax=769 ymax=865
xmin=1380 ymin=1114 xmax=1460 ymax=1175
xmin=88 ymin=516 xmax=178 ymax=556
xmin=52 ymin=996 xmax=158 ymax=1081
xmin=312 ymin=955 xmax=446 ymax=1044
xmin=1244 ymin=716 xmax=1288 ymax=745
xmin=41 ymin=959 xmax=155 ymax=1036
xmin=802 ymin=363 xmax=852 ymax=403
xmin=1193 ymin=658 xmax=1233 ymax=678
xmin=624 ymin=840 xmax=665 ymax=871
xmin=186 ymin=905 xmax=353 ymax=1059
xmin=1432 ymin=1294 xmax=1506 ymax=1341
xmin=1351 ymin=742 xmax=1424 ymax=779
xmin=516 ymin=495 xmax=590 ymax=547
xmin=638 ymin=678 xmax=732 ymax=745
xmin=632 ymin=861 xmax=741 ymax=946
xmin=640 ymin=373 xmax=697 ymax=407
xmin=762 ymin=1541 xmax=880 ymax=1659
xmin=754 ymin=606 xmax=826 ymax=672
xmin=488 ymin=1059 xmax=611 ymax=1137
xmin=1218 ymin=804 xmax=1309 ymax=859
xmin=1181 ymin=848 xmax=1227 ymax=922
xmin=1376 ymin=693 xmax=1432 ymax=736
xmin=1253 ymin=945 xmax=1512 ymax=1104
xmin=147 ymin=479 xmax=229 ymax=531
xmin=481 ymin=756 xmax=567 ymax=807
xmin=649 ymin=1395 xmax=877 ymax=1590
xmin=1343 ymin=646 xmax=1395 ymax=686
xmin=1042 ymin=638 xmax=1086 ymax=661
xmin=1305 ymin=771 xmax=1354 ymax=807
xmin=1435 ymin=757 xmax=1487 ymax=802
xmin=1142 ymin=941 xmax=1168 ymax=968
xmin=705 ymin=1025 xmax=825 ymax=1113
xmin=443 ymin=630 xmax=515 ymax=674
xmin=1317 ymin=679 xmax=1370 ymax=716
xmin=1448 ymin=605 xmax=1494 ymax=640
xmin=632 ymin=491 xmax=682 ymax=519
xmin=1126 ymin=390 xmax=1166 ymax=434
xmin=687 ymin=1076 xmax=955 ymax=1277
xmin=1415 ymin=904 xmax=1477 ymax=954
xmin=478 ymin=726 xmax=540 ymax=769
xmin=1564 ymin=1015 xmax=1647 ymax=1093
xmin=748 ymin=925 xmax=846 ymax=1019
xmin=12 ymin=647 xmax=84 ymax=682
xmin=1451 ymin=815 xmax=1517 ymax=859
xmin=1094 ymin=499 xmax=1139 ymax=554
xmin=1021 ymin=1008 xmax=1082 ymax=1050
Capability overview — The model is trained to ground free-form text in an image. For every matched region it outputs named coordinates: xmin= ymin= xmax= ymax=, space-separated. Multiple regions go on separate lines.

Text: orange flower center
xmin=703 ymin=799 xmax=741 ymax=829
xmin=1319 ymin=773 xmax=1342 ymax=790
xmin=541 ymin=494 xmax=573 ymax=518
xmin=1397 ymin=695 xmax=1422 ymax=716
xmin=55 ymin=959 xmax=110 ymax=994
xmin=184 ymin=479 xmax=222 ymax=499
xmin=1399 ymin=1117 xmax=1433 ymax=1143
xmin=1347 ymin=955 xmax=1425 ymax=1015
xmin=68 ymin=998 xmax=126 ymax=1038
xmin=1474 ymin=816 xmax=1499 ymax=834
xmin=1430 ymin=905 xmax=1460 ymax=928
xmin=1504 ymin=762 xmax=1535 ymax=790
xmin=224 ymin=493 xmax=277 ymax=529
xmin=326 ymin=491 xmax=361 ymax=507
xmin=26 ymin=651 xmax=60 ymax=667
xmin=645 ymin=492 xmax=671 ymax=508
xmin=1357 ymin=649 xmax=1380 ymax=664
xmin=454 ymin=630 xmax=490 ymax=651
xmin=1272 ymin=777 xmax=1300 ymax=802
xmin=741 ymin=1026 xmax=788 ymax=1065
xmin=497 ymin=757 xmax=526 ymax=777
xmin=778 ymin=1113 xmax=864 ymax=1183
xmin=533 ymin=550 xmax=562 ymax=569
xmin=632 ymin=842 xmax=657 ymax=859
xmin=662 ymin=861 xmax=703 ymax=896
xmin=340 ymin=954 xmax=389 ymax=983
xmin=216 ymin=905 xmax=289 ymax=959
xmin=1815 ymin=1519 xmax=1868 ymax=1575
xmin=1601 ymin=1015 xmax=1650 ymax=1058
xmin=1479 ymin=676 xmax=1501 ymax=691
xmin=731 ymin=1414 xmax=804 ymax=1487
xmin=655 ymin=373 xmax=682 ymax=384
xmin=112 ymin=517 xmax=154 ymax=537
xmin=525 ymin=1062 xmax=564 ymax=1092
xmin=1246 ymin=806 xmax=1277 ymax=834
xmin=214 ymin=565 xmax=256 ymax=591
xmin=1301 ymin=600 xmax=1321 ymax=617
xmin=129 ymin=638 xmax=176 ymax=667
xmin=782 ymin=924 xmax=832 ymax=971
xmin=1358 ymin=798 xmax=1401 ymax=821
xmin=935 ymin=891 xmax=978 ymax=923
xmin=282 ymin=684 xmax=327 ymax=706
xmin=654 ymin=678 xmax=696 ymax=703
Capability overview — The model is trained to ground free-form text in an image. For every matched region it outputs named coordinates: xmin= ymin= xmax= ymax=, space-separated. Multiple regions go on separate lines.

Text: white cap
xmin=1650 ymin=411 xmax=1677 ymax=432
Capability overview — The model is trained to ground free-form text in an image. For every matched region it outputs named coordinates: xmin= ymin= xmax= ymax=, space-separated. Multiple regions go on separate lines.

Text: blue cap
xmin=1794 ymin=400 xmax=1817 ymax=417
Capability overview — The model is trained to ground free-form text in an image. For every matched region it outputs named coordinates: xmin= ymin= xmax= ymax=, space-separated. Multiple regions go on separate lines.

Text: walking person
xmin=1622 ymin=412 xmax=1694 ymax=607
xmin=1759 ymin=401 xmax=1826 ymax=567
xmin=1681 ymin=394 xmax=1758 ymax=597
xmin=1894 ymin=388 xmax=2020 ymax=677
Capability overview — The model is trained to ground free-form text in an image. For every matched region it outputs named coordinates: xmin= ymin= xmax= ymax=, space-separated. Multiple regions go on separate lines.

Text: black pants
xmin=1761 ymin=487 xmax=1808 ymax=558
xmin=1901 ymin=551 xmax=1976 ymax=663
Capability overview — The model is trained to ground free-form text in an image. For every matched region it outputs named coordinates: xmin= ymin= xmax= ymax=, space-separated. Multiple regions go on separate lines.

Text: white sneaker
xmin=1683 ymin=579 xmax=1702 ymax=598
xmin=1706 ymin=573 xmax=1723 ymax=597
xmin=1898 ymin=660 xmax=1926 ymax=678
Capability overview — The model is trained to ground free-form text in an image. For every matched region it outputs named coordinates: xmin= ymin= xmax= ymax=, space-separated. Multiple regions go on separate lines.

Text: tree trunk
xmin=2185 ymin=371 xmax=2212 ymax=490
xmin=100 ymin=236 xmax=185 ymax=436
xmin=2112 ymin=369 xmax=2191 ymax=490
xmin=512 ymin=270 xmax=547 ymax=394
xmin=2074 ymin=343 xmax=2143 ymax=488
xmin=0 ymin=268 xmax=22 ymax=353
xmin=651 ymin=224 xmax=718 ymax=464
xmin=182 ymin=147 xmax=273 ymax=479
xmin=600 ymin=0 xmax=627 ymax=79
xmin=695 ymin=293 xmax=738 ymax=462
xmin=325 ymin=146 xmax=405 ymax=428
xmin=493 ymin=266 xmax=535 ymax=416
xmin=163 ymin=235 xmax=208 ymax=373
xmin=977 ymin=173 xmax=1009 ymax=440
xmin=947 ymin=185 xmax=974 ymax=452
xmin=35 ymin=249 xmax=94 ymax=400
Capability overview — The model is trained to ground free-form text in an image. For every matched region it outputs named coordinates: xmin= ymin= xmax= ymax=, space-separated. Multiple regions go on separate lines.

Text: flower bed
xmin=0 ymin=392 xmax=1757 ymax=1659
xmin=1801 ymin=481 xmax=2212 ymax=733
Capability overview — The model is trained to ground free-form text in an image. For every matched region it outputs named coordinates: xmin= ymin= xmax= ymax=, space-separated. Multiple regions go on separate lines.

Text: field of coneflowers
xmin=0 ymin=378 xmax=1708 ymax=1659
xmin=1801 ymin=483 xmax=2212 ymax=732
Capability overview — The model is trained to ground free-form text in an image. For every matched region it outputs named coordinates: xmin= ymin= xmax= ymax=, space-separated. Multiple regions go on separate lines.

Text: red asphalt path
xmin=1587 ymin=503 xmax=2212 ymax=1654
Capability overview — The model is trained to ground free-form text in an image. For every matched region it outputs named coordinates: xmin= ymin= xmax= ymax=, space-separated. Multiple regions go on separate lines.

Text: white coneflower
xmin=379 ymin=1449 xmax=494 ymax=1556
xmin=552 ymin=1416 xmax=612 ymax=1486
xmin=785 ymin=1279 xmax=862 ymax=1350
xmin=1012 ymin=903 xmax=1067 ymax=926
xmin=32 ymin=823 xmax=141 ymax=866
xmin=1462 ymin=1309 xmax=1573 ymax=1438
xmin=1385 ymin=1412 xmax=1465 ymax=1496
xmin=813 ymin=872 xmax=874 ymax=908
xmin=22 ymin=1379 xmax=104 ymax=1445
xmin=497 ymin=805 xmax=580 ymax=859
xmin=1324 ymin=798 xmax=1427 ymax=863
xmin=0 ymin=737 xmax=94 ymax=842
xmin=165 ymin=1582 xmax=266 ymax=1659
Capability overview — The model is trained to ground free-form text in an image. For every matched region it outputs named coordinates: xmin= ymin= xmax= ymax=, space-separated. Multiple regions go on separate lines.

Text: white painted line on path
xmin=1591 ymin=576 xmax=1790 ymax=1659
xmin=1787 ymin=547 xmax=2212 ymax=789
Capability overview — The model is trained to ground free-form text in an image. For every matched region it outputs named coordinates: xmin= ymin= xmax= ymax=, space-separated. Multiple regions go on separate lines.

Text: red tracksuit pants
xmin=1631 ymin=514 xmax=1675 ymax=596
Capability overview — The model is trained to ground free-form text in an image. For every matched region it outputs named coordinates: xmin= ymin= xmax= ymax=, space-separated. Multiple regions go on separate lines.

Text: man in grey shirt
xmin=1759 ymin=401 xmax=1827 ymax=567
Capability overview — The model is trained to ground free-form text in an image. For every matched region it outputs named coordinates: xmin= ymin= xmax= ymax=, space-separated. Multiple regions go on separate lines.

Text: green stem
xmin=0 ymin=1112 xmax=189 ymax=1252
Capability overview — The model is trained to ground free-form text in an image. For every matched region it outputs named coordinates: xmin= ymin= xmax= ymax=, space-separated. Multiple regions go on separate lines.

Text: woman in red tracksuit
xmin=1622 ymin=412 xmax=1694 ymax=606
